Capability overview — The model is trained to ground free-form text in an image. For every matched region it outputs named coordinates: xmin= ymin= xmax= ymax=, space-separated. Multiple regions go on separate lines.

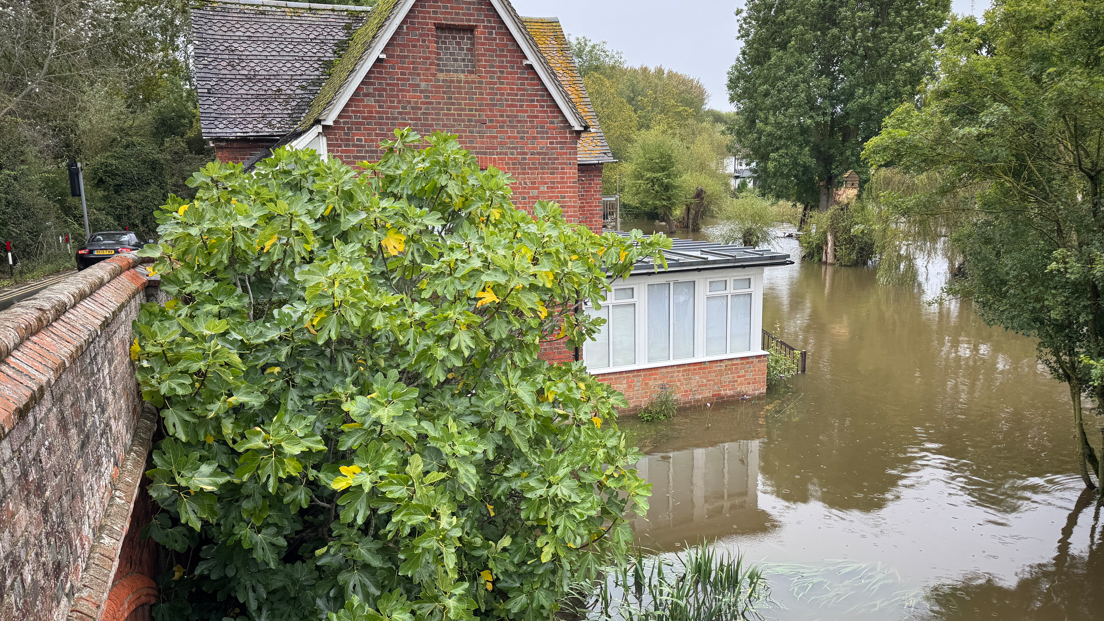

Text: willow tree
xmin=727 ymin=0 xmax=949 ymax=214
xmin=864 ymin=0 xmax=1104 ymax=490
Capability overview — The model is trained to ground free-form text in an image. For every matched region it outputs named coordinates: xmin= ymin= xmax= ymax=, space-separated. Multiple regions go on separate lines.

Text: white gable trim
xmin=318 ymin=0 xmax=587 ymax=132
xmin=320 ymin=0 xmax=416 ymax=126
xmin=289 ymin=125 xmax=328 ymax=159
xmin=486 ymin=0 xmax=586 ymax=131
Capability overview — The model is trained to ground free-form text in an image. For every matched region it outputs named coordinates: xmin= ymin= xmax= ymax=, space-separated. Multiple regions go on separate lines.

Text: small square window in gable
xmin=436 ymin=27 xmax=476 ymax=75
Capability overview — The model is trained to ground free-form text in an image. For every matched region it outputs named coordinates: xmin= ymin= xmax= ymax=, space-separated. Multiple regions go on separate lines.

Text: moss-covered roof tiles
xmin=521 ymin=18 xmax=615 ymax=164
xmin=297 ymin=0 xmax=403 ymax=129
xmin=192 ymin=0 xmax=372 ymax=139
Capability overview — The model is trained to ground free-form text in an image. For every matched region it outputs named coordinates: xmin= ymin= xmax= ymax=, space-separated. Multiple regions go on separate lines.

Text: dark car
xmin=76 ymin=231 xmax=144 ymax=270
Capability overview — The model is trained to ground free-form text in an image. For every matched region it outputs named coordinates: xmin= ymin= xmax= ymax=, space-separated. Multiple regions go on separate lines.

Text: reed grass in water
xmin=564 ymin=546 xmax=767 ymax=620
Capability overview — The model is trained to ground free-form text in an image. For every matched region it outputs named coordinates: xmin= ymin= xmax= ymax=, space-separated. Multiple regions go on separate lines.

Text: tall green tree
xmin=136 ymin=132 xmax=667 ymax=620
xmin=864 ymin=0 xmax=1104 ymax=490
xmin=623 ymin=130 xmax=688 ymax=230
xmin=727 ymin=0 xmax=949 ymax=214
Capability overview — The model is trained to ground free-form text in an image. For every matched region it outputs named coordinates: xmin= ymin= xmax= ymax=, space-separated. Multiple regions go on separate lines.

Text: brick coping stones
xmin=0 ymin=255 xmax=150 ymax=442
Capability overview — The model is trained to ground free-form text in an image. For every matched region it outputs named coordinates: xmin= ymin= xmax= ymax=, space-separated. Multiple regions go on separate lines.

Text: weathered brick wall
xmin=596 ymin=354 xmax=768 ymax=413
xmin=211 ymin=139 xmax=272 ymax=164
xmin=323 ymin=0 xmax=584 ymax=222
xmin=578 ymin=164 xmax=604 ymax=234
xmin=0 ymin=256 xmax=158 ymax=621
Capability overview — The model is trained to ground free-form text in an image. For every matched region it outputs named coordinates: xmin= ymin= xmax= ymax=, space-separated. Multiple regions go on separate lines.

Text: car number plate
xmin=94 ymin=250 xmax=114 ymax=255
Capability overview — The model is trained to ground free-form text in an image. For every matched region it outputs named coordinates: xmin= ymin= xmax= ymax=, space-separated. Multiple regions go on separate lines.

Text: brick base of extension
xmin=595 ymin=354 xmax=768 ymax=414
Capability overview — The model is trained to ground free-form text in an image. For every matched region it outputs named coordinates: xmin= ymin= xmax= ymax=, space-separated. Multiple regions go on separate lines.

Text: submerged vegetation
xmin=564 ymin=546 xmax=768 ymax=621
xmin=637 ymin=391 xmax=677 ymax=423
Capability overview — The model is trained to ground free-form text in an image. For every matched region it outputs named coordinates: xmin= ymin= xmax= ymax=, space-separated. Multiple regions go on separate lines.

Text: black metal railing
xmin=762 ymin=329 xmax=807 ymax=373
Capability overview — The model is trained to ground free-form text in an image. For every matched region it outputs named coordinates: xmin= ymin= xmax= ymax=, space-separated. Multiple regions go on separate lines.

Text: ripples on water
xmin=620 ymin=233 xmax=1104 ymax=621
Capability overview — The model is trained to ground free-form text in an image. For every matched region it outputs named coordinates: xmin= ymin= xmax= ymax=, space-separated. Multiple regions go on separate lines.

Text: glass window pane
xmin=584 ymin=305 xmax=609 ymax=369
xmin=729 ymin=293 xmax=752 ymax=353
xmin=706 ymin=296 xmax=727 ymax=355
xmin=708 ymin=280 xmax=727 ymax=292
xmin=732 ymin=278 xmax=751 ymax=290
xmin=614 ymin=287 xmax=634 ymax=300
xmin=647 ymin=284 xmax=670 ymax=362
xmin=611 ymin=304 xmax=636 ymax=366
xmin=672 ymin=281 xmax=695 ymax=359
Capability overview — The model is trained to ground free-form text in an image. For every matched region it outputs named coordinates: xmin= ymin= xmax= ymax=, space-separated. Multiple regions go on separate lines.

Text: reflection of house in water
xmin=630 ymin=414 xmax=777 ymax=550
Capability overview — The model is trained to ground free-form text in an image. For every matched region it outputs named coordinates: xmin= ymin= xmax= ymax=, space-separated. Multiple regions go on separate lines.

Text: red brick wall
xmin=578 ymin=164 xmax=603 ymax=233
xmin=323 ymin=0 xmax=584 ymax=223
xmin=212 ymin=139 xmax=273 ymax=164
xmin=596 ymin=355 xmax=768 ymax=413
xmin=0 ymin=256 xmax=159 ymax=621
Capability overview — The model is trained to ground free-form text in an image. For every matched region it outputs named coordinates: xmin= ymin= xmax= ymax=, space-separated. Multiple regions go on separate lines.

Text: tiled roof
xmin=522 ymin=18 xmax=615 ymax=165
xmin=298 ymin=0 xmax=404 ymax=129
xmin=192 ymin=0 xmax=372 ymax=139
xmin=193 ymin=0 xmax=610 ymax=166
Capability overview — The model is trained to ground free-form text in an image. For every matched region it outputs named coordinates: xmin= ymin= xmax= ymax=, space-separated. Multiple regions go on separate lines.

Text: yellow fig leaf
xmin=339 ymin=465 xmax=362 ymax=477
xmin=331 ymin=477 xmax=352 ymax=491
xmin=486 ymin=503 xmax=495 ymax=517
xmin=475 ymin=286 xmax=500 ymax=307
xmin=205 ymin=434 xmax=215 ymax=444
xmin=165 ymin=298 xmax=179 ymax=311
xmin=324 ymin=204 xmax=334 ymax=216
xmin=490 ymin=208 xmax=502 ymax=221
xmin=481 ymin=570 xmax=493 ymax=581
xmin=129 ymin=338 xmax=141 ymax=361
xmin=591 ymin=417 xmax=602 ymax=429
xmin=485 ymin=581 xmax=493 ymax=591
xmin=177 ymin=204 xmax=189 ymax=216
xmin=381 ymin=228 xmax=406 ymax=256
xmin=536 ymin=301 xmax=548 ymax=319
xmin=312 ymin=309 xmax=327 ymax=327
xmin=265 ymin=366 xmax=281 ymax=375
xmin=620 ymin=249 xmax=629 ymax=262
xmin=264 ymin=234 xmax=279 ymax=252
xmin=537 ymin=271 xmax=554 ymax=288
xmin=173 ymin=564 xmax=185 ymax=580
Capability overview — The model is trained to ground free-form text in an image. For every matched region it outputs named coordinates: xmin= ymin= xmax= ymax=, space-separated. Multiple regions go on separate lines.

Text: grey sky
xmin=511 ymin=0 xmax=989 ymax=111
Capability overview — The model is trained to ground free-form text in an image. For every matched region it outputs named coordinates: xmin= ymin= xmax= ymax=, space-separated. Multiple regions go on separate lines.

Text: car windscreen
xmin=89 ymin=233 xmax=130 ymax=244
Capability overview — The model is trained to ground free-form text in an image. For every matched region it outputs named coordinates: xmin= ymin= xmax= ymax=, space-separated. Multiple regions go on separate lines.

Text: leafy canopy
xmin=135 ymin=131 xmax=669 ymax=620
xmin=863 ymin=0 xmax=1104 ymax=487
xmin=728 ymin=0 xmax=949 ymax=209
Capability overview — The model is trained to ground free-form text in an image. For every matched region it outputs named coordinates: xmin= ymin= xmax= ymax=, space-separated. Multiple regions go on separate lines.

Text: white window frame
xmin=583 ymin=267 xmax=765 ymax=375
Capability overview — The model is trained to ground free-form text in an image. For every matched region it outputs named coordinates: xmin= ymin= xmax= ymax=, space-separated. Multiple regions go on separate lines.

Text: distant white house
xmin=724 ymin=156 xmax=757 ymax=188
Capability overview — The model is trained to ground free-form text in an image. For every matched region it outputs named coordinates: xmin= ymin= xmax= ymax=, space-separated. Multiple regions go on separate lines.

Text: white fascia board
xmin=289 ymin=125 xmax=324 ymax=149
xmin=321 ymin=0 xmax=418 ymax=126
xmin=487 ymin=0 xmax=586 ymax=131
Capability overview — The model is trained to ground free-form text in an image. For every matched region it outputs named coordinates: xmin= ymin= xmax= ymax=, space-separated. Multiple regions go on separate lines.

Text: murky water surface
xmin=620 ymin=231 xmax=1104 ymax=620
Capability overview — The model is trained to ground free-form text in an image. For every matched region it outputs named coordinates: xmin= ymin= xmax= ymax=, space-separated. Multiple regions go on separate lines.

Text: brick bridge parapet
xmin=0 ymin=255 xmax=162 ymax=621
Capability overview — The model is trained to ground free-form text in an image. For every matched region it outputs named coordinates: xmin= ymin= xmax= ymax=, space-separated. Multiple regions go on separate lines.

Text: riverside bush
xmin=637 ymin=390 xmax=677 ymax=422
xmin=134 ymin=131 xmax=669 ymax=620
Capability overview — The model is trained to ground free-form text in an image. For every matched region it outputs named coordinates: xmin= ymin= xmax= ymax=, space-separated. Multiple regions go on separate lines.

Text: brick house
xmin=192 ymin=0 xmax=790 ymax=410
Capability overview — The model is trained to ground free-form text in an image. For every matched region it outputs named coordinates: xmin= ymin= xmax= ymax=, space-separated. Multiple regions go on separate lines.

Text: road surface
xmin=0 ymin=271 xmax=76 ymax=312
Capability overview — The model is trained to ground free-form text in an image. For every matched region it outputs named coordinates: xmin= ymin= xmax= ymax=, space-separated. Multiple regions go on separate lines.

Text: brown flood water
xmin=619 ymin=231 xmax=1104 ymax=620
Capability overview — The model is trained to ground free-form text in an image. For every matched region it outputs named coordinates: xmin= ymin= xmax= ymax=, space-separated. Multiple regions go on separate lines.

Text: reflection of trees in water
xmin=760 ymin=264 xmax=1074 ymax=513
xmin=923 ymin=489 xmax=1104 ymax=620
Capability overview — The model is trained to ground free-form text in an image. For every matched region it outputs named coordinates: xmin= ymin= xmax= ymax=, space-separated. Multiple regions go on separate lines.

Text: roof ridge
xmin=198 ymin=0 xmax=374 ymax=11
xmin=519 ymin=16 xmax=560 ymax=21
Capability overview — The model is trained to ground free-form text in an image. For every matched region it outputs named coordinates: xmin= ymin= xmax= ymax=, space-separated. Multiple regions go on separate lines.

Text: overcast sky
xmin=511 ymin=0 xmax=990 ymax=111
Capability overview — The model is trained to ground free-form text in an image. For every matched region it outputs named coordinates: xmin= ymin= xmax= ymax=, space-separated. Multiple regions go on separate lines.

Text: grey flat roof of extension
xmin=617 ymin=232 xmax=792 ymax=275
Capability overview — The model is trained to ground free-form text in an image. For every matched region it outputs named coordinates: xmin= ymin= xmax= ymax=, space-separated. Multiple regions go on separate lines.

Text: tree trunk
xmin=1070 ymin=380 xmax=1099 ymax=489
xmin=691 ymin=187 xmax=706 ymax=232
xmin=824 ymin=229 xmax=836 ymax=265
xmin=818 ymin=177 xmax=833 ymax=212
xmin=663 ymin=214 xmax=677 ymax=235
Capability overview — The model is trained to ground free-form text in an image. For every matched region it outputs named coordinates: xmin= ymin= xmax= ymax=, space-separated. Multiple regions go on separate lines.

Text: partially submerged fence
xmin=762 ymin=329 xmax=807 ymax=374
